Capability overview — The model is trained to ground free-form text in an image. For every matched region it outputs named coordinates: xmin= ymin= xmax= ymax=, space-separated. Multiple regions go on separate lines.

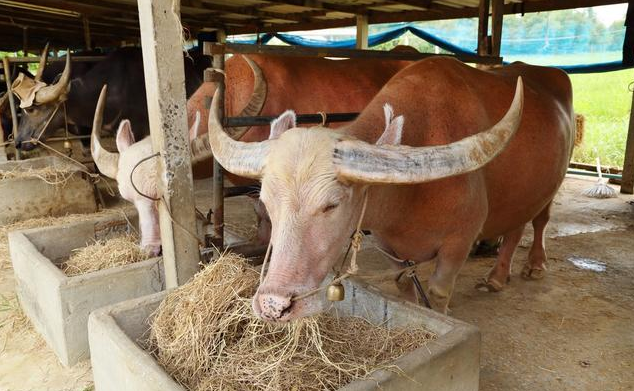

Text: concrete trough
xmin=88 ymin=278 xmax=480 ymax=391
xmin=8 ymin=211 xmax=165 ymax=367
xmin=0 ymin=156 xmax=97 ymax=225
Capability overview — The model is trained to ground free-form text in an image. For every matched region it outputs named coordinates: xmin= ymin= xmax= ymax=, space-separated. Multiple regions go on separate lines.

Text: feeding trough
xmin=0 ymin=155 xmax=97 ymax=225
xmin=88 ymin=273 xmax=480 ymax=391
xmin=8 ymin=210 xmax=164 ymax=367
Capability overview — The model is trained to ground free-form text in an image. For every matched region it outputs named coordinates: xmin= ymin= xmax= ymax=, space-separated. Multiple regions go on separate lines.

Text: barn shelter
xmin=1 ymin=0 xmax=631 ymax=285
xmin=0 ymin=1 xmax=633 ymax=390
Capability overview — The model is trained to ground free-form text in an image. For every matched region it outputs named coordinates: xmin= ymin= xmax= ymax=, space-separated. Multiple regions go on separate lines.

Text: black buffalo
xmin=12 ymin=46 xmax=207 ymax=150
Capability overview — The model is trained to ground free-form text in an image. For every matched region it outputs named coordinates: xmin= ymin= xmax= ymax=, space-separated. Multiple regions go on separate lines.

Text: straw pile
xmin=0 ymin=211 xmax=114 ymax=270
xmin=148 ymin=254 xmax=434 ymax=391
xmin=61 ymin=235 xmax=149 ymax=276
xmin=0 ymin=166 xmax=76 ymax=186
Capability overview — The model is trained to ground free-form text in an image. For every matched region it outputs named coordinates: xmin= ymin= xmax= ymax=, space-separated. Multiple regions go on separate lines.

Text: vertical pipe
xmin=621 ymin=90 xmax=634 ymax=194
xmin=211 ymin=30 xmax=226 ymax=249
xmin=2 ymin=57 xmax=20 ymax=160
xmin=83 ymin=16 xmax=92 ymax=51
xmin=22 ymin=27 xmax=28 ymax=55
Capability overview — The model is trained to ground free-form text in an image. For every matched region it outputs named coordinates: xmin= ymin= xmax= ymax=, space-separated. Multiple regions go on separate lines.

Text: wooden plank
xmin=82 ymin=16 xmax=92 ymax=50
xmin=477 ymin=0 xmax=490 ymax=56
xmin=137 ymin=0 xmax=199 ymax=287
xmin=356 ymin=14 xmax=369 ymax=50
xmin=206 ymin=42 xmax=503 ymax=65
xmin=621 ymin=91 xmax=634 ymax=194
xmin=490 ymin=0 xmax=504 ymax=57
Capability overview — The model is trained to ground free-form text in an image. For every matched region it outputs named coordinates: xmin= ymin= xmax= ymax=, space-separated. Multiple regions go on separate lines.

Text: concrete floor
xmin=0 ymin=176 xmax=632 ymax=390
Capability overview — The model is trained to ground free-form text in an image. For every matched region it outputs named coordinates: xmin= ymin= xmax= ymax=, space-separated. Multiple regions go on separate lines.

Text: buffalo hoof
xmin=475 ymin=276 xmax=507 ymax=292
xmin=521 ymin=264 xmax=546 ymax=280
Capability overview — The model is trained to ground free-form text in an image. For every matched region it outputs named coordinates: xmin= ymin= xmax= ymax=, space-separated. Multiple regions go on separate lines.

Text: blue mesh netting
xmin=223 ymin=9 xmax=630 ymax=74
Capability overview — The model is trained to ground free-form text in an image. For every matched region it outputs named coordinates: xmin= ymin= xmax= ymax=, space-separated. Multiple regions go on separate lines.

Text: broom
xmin=582 ymin=156 xmax=617 ymax=199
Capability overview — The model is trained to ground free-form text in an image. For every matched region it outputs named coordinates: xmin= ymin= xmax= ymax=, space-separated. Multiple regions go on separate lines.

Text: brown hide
xmin=349 ymin=57 xmax=573 ymax=258
xmin=186 ymin=55 xmax=409 ymax=181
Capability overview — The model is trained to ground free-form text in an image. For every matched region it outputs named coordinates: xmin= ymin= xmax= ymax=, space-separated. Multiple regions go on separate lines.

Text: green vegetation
xmin=570 ymin=68 xmax=632 ymax=167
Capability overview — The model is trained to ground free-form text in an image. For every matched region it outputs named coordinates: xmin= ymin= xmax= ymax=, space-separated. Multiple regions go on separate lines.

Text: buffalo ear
xmin=376 ymin=103 xmax=403 ymax=146
xmin=116 ymin=119 xmax=135 ymax=152
xmin=269 ymin=110 xmax=296 ymax=140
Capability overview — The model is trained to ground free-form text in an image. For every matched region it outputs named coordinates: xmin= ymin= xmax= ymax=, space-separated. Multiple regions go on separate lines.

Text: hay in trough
xmin=0 ymin=166 xmax=76 ymax=186
xmin=148 ymin=254 xmax=435 ymax=391
xmin=61 ymin=235 xmax=149 ymax=276
xmin=0 ymin=210 xmax=123 ymax=270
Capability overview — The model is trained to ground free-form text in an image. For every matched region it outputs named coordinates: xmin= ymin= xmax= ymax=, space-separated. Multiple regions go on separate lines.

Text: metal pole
xmin=22 ymin=27 xmax=28 ymax=55
xmin=2 ymin=57 xmax=20 ymax=160
xmin=210 ymin=29 xmax=226 ymax=249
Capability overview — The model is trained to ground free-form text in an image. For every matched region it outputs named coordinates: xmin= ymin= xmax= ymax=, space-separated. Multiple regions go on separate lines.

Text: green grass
xmin=569 ymin=68 xmax=633 ymax=168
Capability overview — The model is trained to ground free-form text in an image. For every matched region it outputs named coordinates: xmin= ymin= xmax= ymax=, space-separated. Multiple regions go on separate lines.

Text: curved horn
xmin=34 ymin=51 xmax=71 ymax=104
xmin=91 ymin=85 xmax=119 ymax=179
xmin=34 ymin=43 xmax=50 ymax=82
xmin=334 ymin=77 xmax=525 ymax=184
xmin=190 ymin=88 xmax=270 ymax=178
xmin=226 ymin=55 xmax=267 ymax=140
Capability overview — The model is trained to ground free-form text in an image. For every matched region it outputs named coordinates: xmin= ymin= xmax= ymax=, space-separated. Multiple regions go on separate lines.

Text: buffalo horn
xmin=226 ymin=56 xmax=267 ymax=140
xmin=34 ymin=51 xmax=71 ymax=104
xmin=34 ymin=43 xmax=50 ymax=82
xmin=191 ymin=87 xmax=270 ymax=178
xmin=333 ymin=77 xmax=525 ymax=184
xmin=91 ymin=85 xmax=119 ymax=179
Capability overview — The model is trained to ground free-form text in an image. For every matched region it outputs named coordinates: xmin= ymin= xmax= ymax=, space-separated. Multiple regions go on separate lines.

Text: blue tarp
xmin=224 ymin=24 xmax=631 ymax=74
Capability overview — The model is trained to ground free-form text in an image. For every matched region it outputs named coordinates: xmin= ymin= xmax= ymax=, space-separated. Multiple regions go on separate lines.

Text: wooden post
xmin=490 ymin=0 xmax=504 ymax=57
xmin=621 ymin=91 xmax=634 ymax=194
xmin=82 ymin=16 xmax=92 ymax=50
xmin=137 ymin=0 xmax=199 ymax=287
xmin=2 ymin=57 xmax=20 ymax=160
xmin=477 ymin=0 xmax=490 ymax=56
xmin=356 ymin=14 xmax=369 ymax=50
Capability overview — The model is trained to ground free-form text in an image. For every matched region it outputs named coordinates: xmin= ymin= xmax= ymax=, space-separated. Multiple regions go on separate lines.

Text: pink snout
xmin=254 ymin=292 xmax=293 ymax=322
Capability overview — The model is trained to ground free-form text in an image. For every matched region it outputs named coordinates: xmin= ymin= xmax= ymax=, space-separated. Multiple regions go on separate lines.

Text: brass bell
xmin=63 ymin=140 xmax=72 ymax=150
xmin=326 ymin=282 xmax=345 ymax=302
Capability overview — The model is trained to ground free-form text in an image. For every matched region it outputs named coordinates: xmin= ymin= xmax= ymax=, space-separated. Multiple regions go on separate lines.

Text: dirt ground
xmin=0 ymin=175 xmax=632 ymax=391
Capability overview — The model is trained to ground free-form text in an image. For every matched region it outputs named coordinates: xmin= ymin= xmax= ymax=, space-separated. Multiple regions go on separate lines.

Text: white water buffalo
xmin=202 ymin=56 xmax=574 ymax=321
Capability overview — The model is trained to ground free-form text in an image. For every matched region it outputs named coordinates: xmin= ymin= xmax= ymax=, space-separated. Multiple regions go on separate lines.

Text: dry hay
xmin=0 ymin=210 xmax=123 ymax=270
xmin=0 ymin=293 xmax=44 ymax=353
xmin=61 ymin=235 xmax=149 ymax=276
xmin=148 ymin=254 xmax=434 ymax=391
xmin=0 ymin=166 xmax=77 ymax=186
xmin=575 ymin=113 xmax=585 ymax=147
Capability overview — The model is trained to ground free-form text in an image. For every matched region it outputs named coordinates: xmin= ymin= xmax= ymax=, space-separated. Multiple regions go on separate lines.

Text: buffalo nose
xmin=257 ymin=293 xmax=292 ymax=321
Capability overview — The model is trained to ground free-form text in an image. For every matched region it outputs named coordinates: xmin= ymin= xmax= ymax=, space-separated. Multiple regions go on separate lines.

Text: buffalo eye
xmin=322 ymin=203 xmax=339 ymax=213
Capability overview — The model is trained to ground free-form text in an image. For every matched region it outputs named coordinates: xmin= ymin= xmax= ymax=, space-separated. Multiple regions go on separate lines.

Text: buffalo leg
xmin=522 ymin=202 xmax=551 ymax=280
xmin=476 ymin=225 xmax=525 ymax=292
xmin=427 ymin=240 xmax=473 ymax=314
xmin=135 ymin=200 xmax=162 ymax=257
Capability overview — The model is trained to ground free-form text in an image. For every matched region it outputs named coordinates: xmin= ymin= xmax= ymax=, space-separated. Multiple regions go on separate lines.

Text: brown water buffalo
xmin=92 ymin=54 xmax=410 ymax=255
xmin=186 ymin=54 xmax=410 ymax=179
xmin=201 ymin=56 xmax=575 ymax=321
